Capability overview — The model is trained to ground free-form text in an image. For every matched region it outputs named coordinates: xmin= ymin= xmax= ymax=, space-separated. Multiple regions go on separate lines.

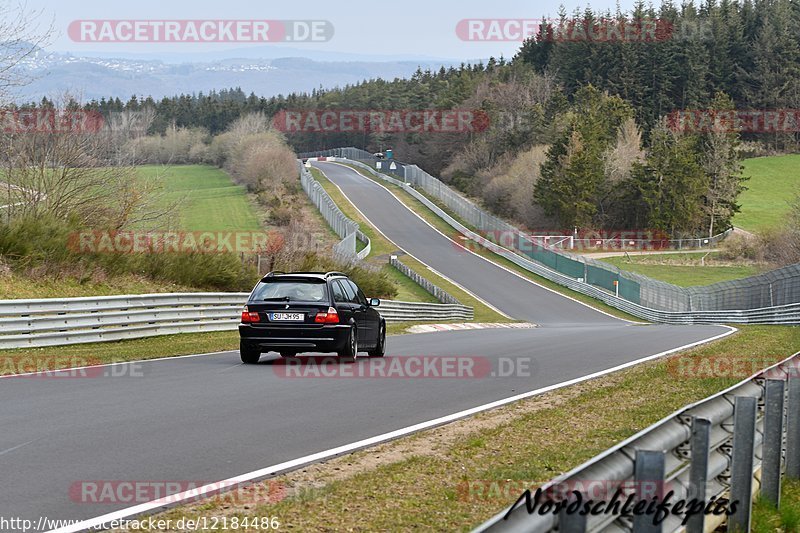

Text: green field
xmin=137 ymin=165 xmax=262 ymax=231
xmin=601 ymin=252 xmax=761 ymax=286
xmin=736 ymin=154 xmax=800 ymax=231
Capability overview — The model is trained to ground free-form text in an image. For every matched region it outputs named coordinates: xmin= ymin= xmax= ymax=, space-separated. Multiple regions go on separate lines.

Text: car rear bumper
xmin=239 ymin=323 xmax=350 ymax=353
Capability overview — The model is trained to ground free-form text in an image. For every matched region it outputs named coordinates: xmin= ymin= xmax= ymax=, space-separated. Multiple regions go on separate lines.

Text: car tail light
xmin=314 ymin=307 xmax=339 ymax=324
xmin=241 ymin=306 xmax=260 ymax=323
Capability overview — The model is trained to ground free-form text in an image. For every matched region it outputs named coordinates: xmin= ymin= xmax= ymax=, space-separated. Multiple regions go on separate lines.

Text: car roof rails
xmin=260 ymin=271 xmax=348 ymax=280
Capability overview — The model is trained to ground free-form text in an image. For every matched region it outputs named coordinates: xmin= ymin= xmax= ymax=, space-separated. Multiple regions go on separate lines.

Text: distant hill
xmin=10 ymin=46 xmax=463 ymax=102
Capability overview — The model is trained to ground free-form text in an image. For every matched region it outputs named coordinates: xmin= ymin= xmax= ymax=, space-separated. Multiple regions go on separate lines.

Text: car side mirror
xmin=369 ymin=298 xmax=381 ymax=307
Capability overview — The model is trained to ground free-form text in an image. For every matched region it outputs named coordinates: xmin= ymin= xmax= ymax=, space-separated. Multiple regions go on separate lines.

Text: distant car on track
xmin=238 ymin=271 xmax=386 ymax=363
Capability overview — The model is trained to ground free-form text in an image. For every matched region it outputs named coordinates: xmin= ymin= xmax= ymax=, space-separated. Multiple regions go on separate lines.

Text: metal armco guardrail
xmin=301 ymin=158 xmax=470 ymax=313
xmin=321 ymin=157 xmax=800 ymax=325
xmin=377 ymin=299 xmax=472 ymax=322
xmin=473 ymin=351 xmax=800 ymax=533
xmin=303 ymin=149 xmax=800 ymax=315
xmin=0 ymin=293 xmax=473 ymax=349
xmin=390 ymin=256 xmax=463 ymax=305
xmin=299 ymin=162 xmax=370 ymax=262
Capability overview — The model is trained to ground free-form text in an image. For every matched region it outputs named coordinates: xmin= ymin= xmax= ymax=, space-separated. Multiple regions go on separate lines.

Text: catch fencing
xmin=475 ymin=351 xmax=800 ymax=532
xmin=299 ymin=162 xmax=370 ymax=261
xmin=302 ymin=148 xmax=800 ymax=321
xmin=0 ymin=293 xmax=474 ymax=349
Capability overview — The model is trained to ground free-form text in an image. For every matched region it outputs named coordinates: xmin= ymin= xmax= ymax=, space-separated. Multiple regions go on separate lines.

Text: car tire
xmin=338 ymin=325 xmax=357 ymax=361
xmin=368 ymin=322 xmax=386 ymax=357
xmin=240 ymin=342 xmax=261 ymax=364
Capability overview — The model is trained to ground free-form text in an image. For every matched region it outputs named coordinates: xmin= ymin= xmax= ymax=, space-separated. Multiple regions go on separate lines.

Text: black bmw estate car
xmin=238 ymin=271 xmax=386 ymax=363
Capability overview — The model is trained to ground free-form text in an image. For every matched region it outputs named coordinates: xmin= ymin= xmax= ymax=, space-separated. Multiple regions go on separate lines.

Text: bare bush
xmin=236 ymin=138 xmax=297 ymax=193
xmin=0 ymin=2 xmax=52 ymax=103
xmin=125 ymin=126 xmax=208 ymax=164
xmin=0 ymin=102 xmax=174 ymax=229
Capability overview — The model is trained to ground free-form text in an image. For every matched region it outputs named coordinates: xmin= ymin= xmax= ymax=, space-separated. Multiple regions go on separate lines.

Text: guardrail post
xmin=729 ymin=396 xmax=757 ymax=532
xmin=762 ymin=379 xmax=785 ymax=506
xmin=687 ymin=417 xmax=711 ymax=533
xmin=633 ymin=450 xmax=665 ymax=533
xmin=787 ymin=376 xmax=800 ymax=479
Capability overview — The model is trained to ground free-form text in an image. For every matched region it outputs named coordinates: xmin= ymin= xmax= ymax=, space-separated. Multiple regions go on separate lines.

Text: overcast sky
xmin=25 ymin=0 xmax=640 ymax=61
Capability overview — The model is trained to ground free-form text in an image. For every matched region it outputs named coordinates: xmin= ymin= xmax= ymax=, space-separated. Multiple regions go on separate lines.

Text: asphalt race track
xmin=0 ymin=161 xmax=733 ymax=530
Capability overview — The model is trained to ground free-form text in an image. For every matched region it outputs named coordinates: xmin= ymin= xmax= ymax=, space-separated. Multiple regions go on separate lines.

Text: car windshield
xmin=252 ymin=280 xmax=327 ymax=302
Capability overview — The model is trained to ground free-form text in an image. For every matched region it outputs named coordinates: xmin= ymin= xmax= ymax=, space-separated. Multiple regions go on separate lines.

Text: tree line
xmin=16 ymin=0 xmax=800 ymax=235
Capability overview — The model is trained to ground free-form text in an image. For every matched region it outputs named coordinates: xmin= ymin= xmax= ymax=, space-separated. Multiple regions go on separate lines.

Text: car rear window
xmin=251 ymin=279 xmax=328 ymax=302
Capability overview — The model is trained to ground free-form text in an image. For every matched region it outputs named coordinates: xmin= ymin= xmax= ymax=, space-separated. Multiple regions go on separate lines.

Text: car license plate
xmin=270 ymin=312 xmax=304 ymax=321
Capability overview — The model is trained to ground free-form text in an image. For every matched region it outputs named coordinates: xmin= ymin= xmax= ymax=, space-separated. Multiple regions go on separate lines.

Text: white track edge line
xmin=48 ymin=325 xmax=737 ymax=533
xmin=316 ymin=164 xmax=512 ymax=319
xmin=0 ymin=349 xmax=234 ymax=379
xmin=327 ymin=162 xmax=639 ymax=324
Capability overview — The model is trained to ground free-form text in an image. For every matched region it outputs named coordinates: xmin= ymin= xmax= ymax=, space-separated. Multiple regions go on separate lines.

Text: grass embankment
xmin=0 ymin=331 xmax=241 ymax=372
xmin=309 ymin=166 xmax=508 ymax=322
xmin=0 ymin=163 xmax=474 ymax=371
xmin=336 ymin=162 xmax=640 ymax=322
xmin=736 ymin=154 xmax=800 ymax=232
xmin=601 ymin=252 xmax=762 ymax=286
xmin=136 ymin=165 xmax=263 ymax=231
xmin=1 ymin=165 xmax=268 ymax=299
xmin=0 ymin=272 xmax=197 ymax=299
xmin=114 ymin=326 xmax=800 ymax=532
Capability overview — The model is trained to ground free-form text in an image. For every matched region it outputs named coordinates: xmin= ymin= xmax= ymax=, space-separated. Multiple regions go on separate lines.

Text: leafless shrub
xmin=0 ymin=101 xmax=175 ymax=229
xmin=0 ymin=2 xmax=52 ymax=103
xmin=481 ymin=145 xmax=551 ymax=228
xmin=125 ymin=126 xmax=208 ymax=164
xmin=228 ymin=132 xmax=296 ymax=193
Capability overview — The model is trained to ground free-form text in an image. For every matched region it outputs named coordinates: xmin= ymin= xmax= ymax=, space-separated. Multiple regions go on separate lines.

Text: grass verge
xmin=0 ymin=165 xmax=272 ymax=300
xmin=0 ymin=331 xmax=241 ymax=373
xmin=0 ymin=272 xmax=197 ymax=299
xmin=737 ymin=154 xmax=800 ymax=232
xmin=601 ymin=252 xmax=761 ymax=286
xmin=752 ymin=479 xmax=800 ymax=532
xmin=113 ymin=325 xmax=799 ymax=532
xmin=136 ymin=165 xmax=262 ymax=231
xmin=337 ymin=162 xmax=641 ymax=322
xmin=0 ymin=325 xmax=462 ymax=374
